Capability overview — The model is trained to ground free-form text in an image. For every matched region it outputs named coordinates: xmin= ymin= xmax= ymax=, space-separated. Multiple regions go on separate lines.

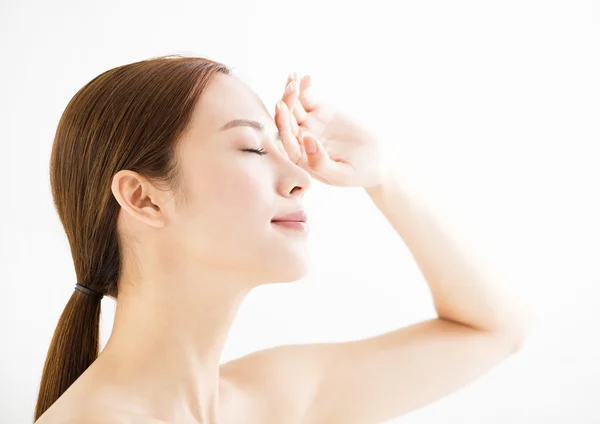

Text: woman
xmin=34 ymin=55 xmax=531 ymax=424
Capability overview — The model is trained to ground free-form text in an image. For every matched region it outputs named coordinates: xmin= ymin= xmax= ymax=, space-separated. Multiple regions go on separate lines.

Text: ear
xmin=111 ymin=170 xmax=167 ymax=228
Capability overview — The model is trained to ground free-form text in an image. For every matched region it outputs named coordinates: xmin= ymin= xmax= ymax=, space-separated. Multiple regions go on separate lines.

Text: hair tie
xmin=74 ymin=283 xmax=104 ymax=299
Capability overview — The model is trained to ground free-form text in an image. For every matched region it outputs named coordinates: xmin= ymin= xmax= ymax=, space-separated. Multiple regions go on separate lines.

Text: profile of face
xmin=142 ymin=74 xmax=313 ymax=287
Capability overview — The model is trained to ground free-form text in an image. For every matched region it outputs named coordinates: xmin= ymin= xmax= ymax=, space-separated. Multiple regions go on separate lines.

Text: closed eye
xmin=241 ymin=147 xmax=268 ymax=156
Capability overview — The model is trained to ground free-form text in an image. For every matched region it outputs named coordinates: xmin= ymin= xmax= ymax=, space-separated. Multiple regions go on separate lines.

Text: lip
xmin=271 ymin=209 xmax=308 ymax=223
xmin=272 ymin=221 xmax=309 ymax=232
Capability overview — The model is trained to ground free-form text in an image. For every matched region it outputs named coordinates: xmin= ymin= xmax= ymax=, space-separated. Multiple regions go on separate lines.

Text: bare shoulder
xmin=36 ymin=404 xmax=165 ymax=424
xmin=219 ymin=342 xmax=336 ymax=423
xmin=34 ymin=390 xmax=165 ymax=424
xmin=35 ymin=406 xmax=116 ymax=424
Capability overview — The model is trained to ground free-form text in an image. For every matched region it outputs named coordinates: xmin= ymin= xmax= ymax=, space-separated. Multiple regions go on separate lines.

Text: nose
xmin=278 ymin=155 xmax=312 ymax=198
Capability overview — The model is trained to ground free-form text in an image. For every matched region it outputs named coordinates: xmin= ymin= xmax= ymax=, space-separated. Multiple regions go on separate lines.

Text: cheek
xmin=185 ymin=157 xmax=275 ymax=239
xmin=173 ymin=160 xmax=309 ymax=282
xmin=175 ymin=155 xmax=287 ymax=270
xmin=206 ymin=167 xmax=270 ymax=221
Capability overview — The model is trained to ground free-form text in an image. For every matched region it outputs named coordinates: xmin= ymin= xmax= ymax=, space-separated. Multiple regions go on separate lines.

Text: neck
xmin=91 ymin=264 xmax=255 ymax=423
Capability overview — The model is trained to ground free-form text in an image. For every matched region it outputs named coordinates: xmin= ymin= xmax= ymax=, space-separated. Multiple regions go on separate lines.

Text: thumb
xmin=302 ymin=132 xmax=328 ymax=167
xmin=301 ymin=133 xmax=353 ymax=186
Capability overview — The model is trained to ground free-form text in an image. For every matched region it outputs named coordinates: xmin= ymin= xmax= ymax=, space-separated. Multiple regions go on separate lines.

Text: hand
xmin=274 ymin=72 xmax=388 ymax=188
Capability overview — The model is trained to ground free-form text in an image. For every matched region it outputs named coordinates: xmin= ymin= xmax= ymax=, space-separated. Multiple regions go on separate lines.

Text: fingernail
xmin=286 ymin=81 xmax=296 ymax=94
xmin=304 ymin=135 xmax=316 ymax=153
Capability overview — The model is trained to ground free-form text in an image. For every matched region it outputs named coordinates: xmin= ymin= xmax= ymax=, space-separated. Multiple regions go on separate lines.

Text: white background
xmin=1 ymin=0 xmax=599 ymax=422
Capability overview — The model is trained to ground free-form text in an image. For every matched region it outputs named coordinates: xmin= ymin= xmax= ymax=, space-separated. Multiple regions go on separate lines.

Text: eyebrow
xmin=219 ymin=119 xmax=281 ymax=141
xmin=220 ymin=119 xmax=264 ymax=131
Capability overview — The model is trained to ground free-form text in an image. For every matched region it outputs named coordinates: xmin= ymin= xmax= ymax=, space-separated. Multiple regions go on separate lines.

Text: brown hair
xmin=34 ymin=54 xmax=230 ymax=422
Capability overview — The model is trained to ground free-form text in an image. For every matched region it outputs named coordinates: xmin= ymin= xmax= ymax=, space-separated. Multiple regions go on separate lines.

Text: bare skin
xmin=38 ymin=73 xmax=314 ymax=424
xmin=36 ymin=72 xmax=531 ymax=424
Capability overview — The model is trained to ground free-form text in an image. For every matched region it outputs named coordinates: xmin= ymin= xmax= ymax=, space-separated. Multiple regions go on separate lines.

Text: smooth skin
xmin=38 ymin=72 xmax=531 ymax=424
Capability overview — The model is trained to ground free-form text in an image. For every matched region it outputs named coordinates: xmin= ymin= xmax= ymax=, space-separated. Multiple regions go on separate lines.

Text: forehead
xmin=191 ymin=73 xmax=275 ymax=136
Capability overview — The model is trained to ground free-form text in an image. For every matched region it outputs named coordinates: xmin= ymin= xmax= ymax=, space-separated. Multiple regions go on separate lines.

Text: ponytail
xmin=33 ymin=288 xmax=102 ymax=422
xmin=39 ymin=54 xmax=230 ymax=422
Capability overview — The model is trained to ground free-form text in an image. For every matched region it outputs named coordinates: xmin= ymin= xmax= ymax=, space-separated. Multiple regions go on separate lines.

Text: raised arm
xmin=223 ymin=167 xmax=532 ymax=424
xmin=226 ymin=75 xmax=533 ymax=424
xmin=364 ymin=167 xmax=532 ymax=341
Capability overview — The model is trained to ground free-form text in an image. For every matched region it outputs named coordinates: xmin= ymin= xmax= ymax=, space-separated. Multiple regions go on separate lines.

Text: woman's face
xmin=166 ymin=73 xmax=313 ymax=285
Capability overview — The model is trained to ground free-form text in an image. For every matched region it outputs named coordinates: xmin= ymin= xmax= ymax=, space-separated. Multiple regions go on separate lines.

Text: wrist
xmin=364 ymin=166 xmax=396 ymax=197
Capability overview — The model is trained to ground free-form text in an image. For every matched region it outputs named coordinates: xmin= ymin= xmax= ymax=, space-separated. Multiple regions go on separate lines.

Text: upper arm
xmin=228 ymin=318 xmax=525 ymax=424
xmin=306 ymin=318 xmax=524 ymax=424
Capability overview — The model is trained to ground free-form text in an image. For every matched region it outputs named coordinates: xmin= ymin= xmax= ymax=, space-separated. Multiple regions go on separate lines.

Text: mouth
xmin=271 ymin=208 xmax=308 ymax=223
xmin=271 ymin=220 xmax=310 ymax=232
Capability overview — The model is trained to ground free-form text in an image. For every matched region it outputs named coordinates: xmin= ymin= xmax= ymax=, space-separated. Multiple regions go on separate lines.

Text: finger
xmin=289 ymin=108 xmax=300 ymax=136
xmin=282 ymin=80 xmax=299 ymax=113
xmin=275 ymin=101 xmax=302 ymax=163
xmin=299 ymin=74 xmax=311 ymax=92
xmin=281 ymin=81 xmax=301 ymax=135
xmin=282 ymin=72 xmax=300 ymax=112
xmin=294 ymin=128 xmax=309 ymax=170
xmin=284 ymin=73 xmax=308 ymax=124
xmin=285 ymin=71 xmax=298 ymax=88
xmin=302 ymin=132 xmax=353 ymax=186
xmin=299 ymin=74 xmax=318 ymax=112
xmin=293 ymin=101 xmax=308 ymax=125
